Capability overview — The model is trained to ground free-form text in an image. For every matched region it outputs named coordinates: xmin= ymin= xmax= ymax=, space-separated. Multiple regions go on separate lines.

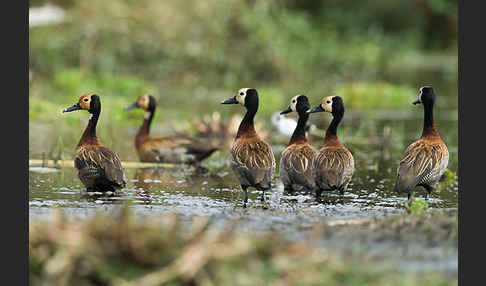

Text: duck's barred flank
xmin=280 ymin=143 xmax=317 ymax=192
xmin=231 ymin=139 xmax=275 ymax=170
xmin=281 ymin=144 xmax=316 ymax=174
xmin=313 ymin=146 xmax=354 ymax=190
xmin=395 ymin=138 xmax=448 ymax=194
xmin=400 ymin=140 xmax=449 ymax=179
xmin=75 ymin=145 xmax=126 ymax=189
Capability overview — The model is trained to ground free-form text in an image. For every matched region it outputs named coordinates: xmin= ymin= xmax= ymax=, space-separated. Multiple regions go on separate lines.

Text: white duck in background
xmin=272 ymin=112 xmax=316 ymax=138
xmin=271 ymin=113 xmax=296 ymax=137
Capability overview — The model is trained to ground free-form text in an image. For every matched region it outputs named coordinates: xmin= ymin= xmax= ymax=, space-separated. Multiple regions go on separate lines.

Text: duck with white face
xmin=221 ymin=88 xmax=276 ymax=207
xmin=394 ymin=86 xmax=449 ymax=200
xmin=279 ymin=94 xmax=318 ymax=195
xmin=307 ymin=95 xmax=355 ymax=201
xmin=125 ymin=94 xmax=219 ymax=164
xmin=62 ymin=93 xmax=126 ymax=192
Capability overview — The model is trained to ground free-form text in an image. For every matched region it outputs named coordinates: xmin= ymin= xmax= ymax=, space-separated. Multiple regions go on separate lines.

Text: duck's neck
xmin=421 ymin=101 xmax=439 ymax=138
xmin=136 ymin=109 xmax=155 ymax=149
xmin=77 ymin=111 xmax=100 ymax=147
xmin=236 ymin=108 xmax=257 ymax=139
xmin=323 ymin=111 xmax=342 ymax=146
xmin=289 ymin=111 xmax=309 ymax=145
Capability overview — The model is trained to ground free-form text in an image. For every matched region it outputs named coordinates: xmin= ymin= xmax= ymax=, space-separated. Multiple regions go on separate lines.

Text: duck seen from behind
xmin=221 ymin=88 xmax=275 ymax=207
xmin=393 ymin=86 xmax=449 ymax=200
xmin=125 ymin=94 xmax=218 ymax=164
xmin=62 ymin=94 xmax=126 ymax=192
xmin=279 ymin=95 xmax=317 ymax=194
xmin=307 ymin=96 xmax=355 ymax=201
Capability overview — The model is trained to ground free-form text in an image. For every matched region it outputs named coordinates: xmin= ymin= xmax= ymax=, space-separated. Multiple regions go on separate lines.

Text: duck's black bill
xmin=280 ymin=106 xmax=292 ymax=115
xmin=412 ymin=99 xmax=421 ymax=105
xmin=125 ymin=102 xmax=139 ymax=110
xmin=307 ymin=105 xmax=324 ymax=114
xmin=221 ymin=96 xmax=238 ymax=104
xmin=62 ymin=103 xmax=81 ymax=113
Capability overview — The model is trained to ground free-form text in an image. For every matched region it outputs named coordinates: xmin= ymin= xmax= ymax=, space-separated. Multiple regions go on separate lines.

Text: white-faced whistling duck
xmin=63 ymin=94 xmax=126 ymax=192
xmin=279 ymin=95 xmax=318 ymax=194
xmin=221 ymin=88 xmax=276 ymax=207
xmin=393 ymin=86 xmax=449 ymax=200
xmin=125 ymin=94 xmax=218 ymax=164
xmin=307 ymin=96 xmax=355 ymax=201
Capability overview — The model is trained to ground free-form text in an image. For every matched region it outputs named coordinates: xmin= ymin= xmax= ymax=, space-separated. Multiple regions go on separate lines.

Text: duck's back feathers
xmin=312 ymin=146 xmax=354 ymax=191
xmin=231 ymin=137 xmax=275 ymax=189
xmin=280 ymin=143 xmax=317 ymax=191
xmin=138 ymin=134 xmax=218 ymax=164
xmin=75 ymin=145 xmax=126 ymax=191
xmin=394 ymin=138 xmax=448 ymax=194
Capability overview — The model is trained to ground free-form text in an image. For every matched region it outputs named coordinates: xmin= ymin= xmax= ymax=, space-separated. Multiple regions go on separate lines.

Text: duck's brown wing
xmin=312 ymin=147 xmax=354 ymax=190
xmin=394 ymin=140 xmax=449 ymax=193
xmin=142 ymin=134 xmax=218 ymax=163
xmin=280 ymin=144 xmax=317 ymax=189
xmin=76 ymin=145 xmax=126 ymax=189
xmin=231 ymin=138 xmax=275 ymax=188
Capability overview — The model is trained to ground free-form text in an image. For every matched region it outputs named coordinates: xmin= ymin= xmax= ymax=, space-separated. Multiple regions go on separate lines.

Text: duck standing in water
xmin=279 ymin=95 xmax=317 ymax=194
xmin=125 ymin=94 xmax=218 ymax=164
xmin=307 ymin=96 xmax=355 ymax=201
xmin=63 ymin=94 xmax=126 ymax=192
xmin=394 ymin=86 xmax=449 ymax=200
xmin=221 ymin=88 xmax=275 ymax=207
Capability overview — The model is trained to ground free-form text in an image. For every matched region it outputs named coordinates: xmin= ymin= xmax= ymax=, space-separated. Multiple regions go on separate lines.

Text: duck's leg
xmin=316 ymin=189 xmax=323 ymax=203
xmin=283 ymin=185 xmax=294 ymax=196
xmin=338 ymin=187 xmax=345 ymax=204
xmin=423 ymin=184 xmax=434 ymax=201
xmin=339 ymin=187 xmax=345 ymax=197
xmin=260 ymin=189 xmax=266 ymax=202
xmin=242 ymin=185 xmax=248 ymax=208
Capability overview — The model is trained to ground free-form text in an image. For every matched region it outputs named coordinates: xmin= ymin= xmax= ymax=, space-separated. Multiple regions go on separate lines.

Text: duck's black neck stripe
xmin=422 ymin=101 xmax=438 ymax=137
xmin=424 ymin=101 xmax=434 ymax=128
xmin=78 ymin=109 xmax=100 ymax=146
xmin=236 ymin=108 xmax=257 ymax=138
xmin=326 ymin=111 xmax=342 ymax=137
xmin=289 ymin=111 xmax=309 ymax=145
xmin=88 ymin=111 xmax=99 ymax=138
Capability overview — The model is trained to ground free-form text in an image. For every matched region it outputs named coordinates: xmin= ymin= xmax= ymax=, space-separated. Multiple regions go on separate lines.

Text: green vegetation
xmin=405 ymin=198 xmax=430 ymax=215
xmin=30 ymin=207 xmax=457 ymax=285
xmin=30 ymin=0 xmax=457 ymax=115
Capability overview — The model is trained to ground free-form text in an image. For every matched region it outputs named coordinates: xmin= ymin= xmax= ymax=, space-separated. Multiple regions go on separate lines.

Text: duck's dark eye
xmin=326 ymin=100 xmax=331 ymax=104
xmin=239 ymin=92 xmax=244 ymax=96
xmin=292 ymin=99 xmax=296 ymax=103
xmin=84 ymin=98 xmax=89 ymax=102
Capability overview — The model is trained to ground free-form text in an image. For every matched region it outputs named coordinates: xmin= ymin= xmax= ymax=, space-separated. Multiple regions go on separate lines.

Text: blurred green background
xmin=29 ymin=0 xmax=457 ymax=159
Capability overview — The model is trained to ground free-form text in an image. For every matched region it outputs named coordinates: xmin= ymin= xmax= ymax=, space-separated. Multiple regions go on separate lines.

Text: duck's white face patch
xmin=236 ymin=88 xmax=249 ymax=105
xmin=289 ymin=95 xmax=300 ymax=112
xmin=417 ymin=87 xmax=423 ymax=103
xmin=321 ymin=96 xmax=334 ymax=113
